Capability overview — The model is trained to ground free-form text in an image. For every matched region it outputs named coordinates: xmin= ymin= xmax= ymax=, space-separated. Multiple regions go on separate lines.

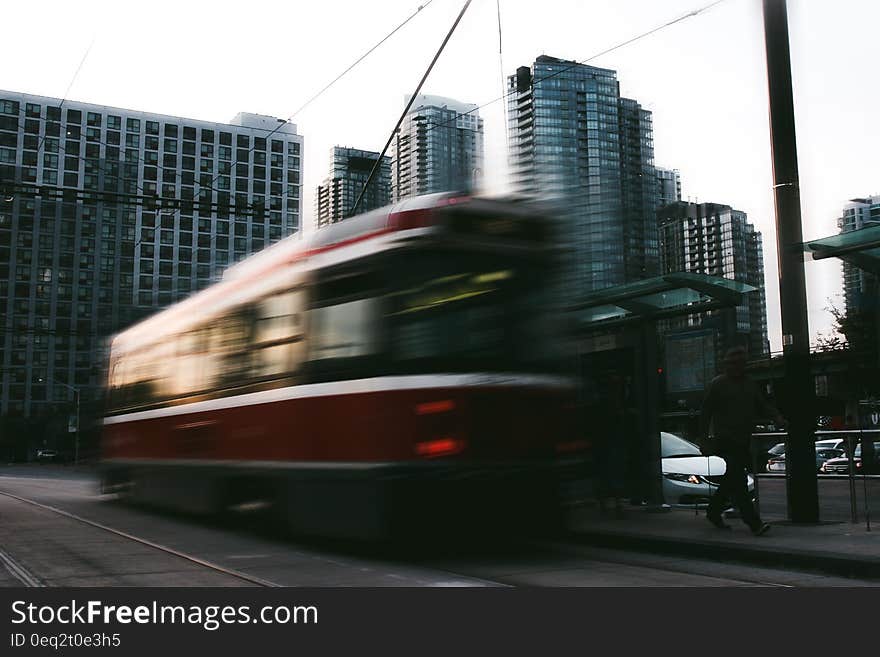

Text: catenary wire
xmin=2 ymin=2 xmax=440 ymax=249
xmin=34 ymin=37 xmax=96 ymax=158
xmin=419 ymin=0 xmax=730 ymax=136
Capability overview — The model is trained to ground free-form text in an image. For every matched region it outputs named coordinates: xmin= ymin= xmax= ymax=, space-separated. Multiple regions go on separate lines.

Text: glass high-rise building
xmin=391 ymin=95 xmax=483 ymax=202
xmin=507 ymin=56 xmax=659 ymax=298
xmin=836 ymin=196 xmax=880 ymax=354
xmin=656 ymin=167 xmax=682 ymax=208
xmin=658 ymin=201 xmax=770 ymax=357
xmin=838 ymin=196 xmax=880 ymax=317
xmin=315 ymin=146 xmax=390 ymax=228
xmin=0 ymin=91 xmax=303 ymax=430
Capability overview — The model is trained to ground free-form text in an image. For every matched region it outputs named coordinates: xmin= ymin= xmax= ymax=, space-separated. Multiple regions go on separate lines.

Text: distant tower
xmin=656 ymin=167 xmax=682 ymax=208
xmin=315 ymin=146 xmax=390 ymax=227
xmin=658 ymin=201 xmax=770 ymax=356
xmin=838 ymin=196 xmax=880 ymax=318
xmin=391 ymin=94 xmax=484 ymax=201
xmin=507 ymin=56 xmax=660 ymax=298
xmin=837 ymin=196 xmax=880 ymax=351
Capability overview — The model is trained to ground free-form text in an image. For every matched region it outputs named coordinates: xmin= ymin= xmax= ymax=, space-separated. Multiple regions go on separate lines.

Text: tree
xmin=823 ymin=298 xmax=877 ymax=356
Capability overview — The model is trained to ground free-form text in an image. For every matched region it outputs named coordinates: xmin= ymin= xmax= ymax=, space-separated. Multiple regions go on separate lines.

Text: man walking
xmin=701 ymin=346 xmax=785 ymax=535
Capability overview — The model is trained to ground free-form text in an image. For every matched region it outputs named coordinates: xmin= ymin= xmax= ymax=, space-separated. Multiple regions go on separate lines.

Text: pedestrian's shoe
xmin=706 ymin=513 xmax=731 ymax=530
xmin=751 ymin=522 xmax=771 ymax=536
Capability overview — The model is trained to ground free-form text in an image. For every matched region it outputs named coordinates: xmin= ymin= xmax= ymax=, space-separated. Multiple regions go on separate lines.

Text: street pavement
xmin=0 ymin=465 xmax=876 ymax=587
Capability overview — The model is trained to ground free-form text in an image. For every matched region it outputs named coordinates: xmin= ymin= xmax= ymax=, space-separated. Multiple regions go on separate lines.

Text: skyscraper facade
xmin=838 ymin=196 xmax=879 ymax=318
xmin=836 ymin=196 xmax=880 ymax=355
xmin=315 ymin=146 xmax=390 ymax=228
xmin=656 ymin=167 xmax=682 ymax=208
xmin=391 ymin=95 xmax=483 ymax=202
xmin=658 ymin=201 xmax=769 ymax=357
xmin=507 ymin=56 xmax=660 ymax=298
xmin=0 ymin=91 xmax=303 ymax=425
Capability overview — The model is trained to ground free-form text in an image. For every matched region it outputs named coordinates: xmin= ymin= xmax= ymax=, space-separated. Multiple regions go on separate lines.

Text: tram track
xmin=1 ymin=473 xmax=866 ymax=587
xmin=0 ymin=490 xmax=279 ymax=587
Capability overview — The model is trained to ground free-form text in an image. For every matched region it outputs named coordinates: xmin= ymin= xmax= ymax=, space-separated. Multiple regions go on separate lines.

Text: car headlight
xmin=664 ymin=473 xmax=701 ymax=484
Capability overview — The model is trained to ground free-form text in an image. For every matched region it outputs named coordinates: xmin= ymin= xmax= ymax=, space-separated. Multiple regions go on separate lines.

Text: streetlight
xmin=38 ymin=377 xmax=80 ymax=465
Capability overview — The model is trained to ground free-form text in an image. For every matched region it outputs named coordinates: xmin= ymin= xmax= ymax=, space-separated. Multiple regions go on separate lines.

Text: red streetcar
xmin=101 ymin=193 xmax=581 ymax=538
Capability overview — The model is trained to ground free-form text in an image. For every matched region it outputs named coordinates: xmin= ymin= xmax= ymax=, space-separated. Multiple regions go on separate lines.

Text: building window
xmin=66 ymin=109 xmax=82 ymax=124
xmin=164 ymin=124 xmax=178 ymax=138
xmin=107 ymin=115 xmax=121 ymax=130
xmin=126 ymin=117 xmax=140 ymax=133
xmin=146 ymin=120 xmax=159 ymax=135
xmin=0 ymin=99 xmax=20 ymax=114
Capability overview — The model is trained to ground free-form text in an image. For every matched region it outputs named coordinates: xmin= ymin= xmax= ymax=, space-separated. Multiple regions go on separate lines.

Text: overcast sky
xmin=2 ymin=0 xmax=878 ymax=351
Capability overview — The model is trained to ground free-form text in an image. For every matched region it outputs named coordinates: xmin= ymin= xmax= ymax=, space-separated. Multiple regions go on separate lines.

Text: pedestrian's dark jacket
xmin=701 ymin=373 xmax=779 ymax=454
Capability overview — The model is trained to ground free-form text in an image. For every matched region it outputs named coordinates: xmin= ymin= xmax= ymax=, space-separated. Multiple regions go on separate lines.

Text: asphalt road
xmin=0 ymin=465 xmax=874 ymax=587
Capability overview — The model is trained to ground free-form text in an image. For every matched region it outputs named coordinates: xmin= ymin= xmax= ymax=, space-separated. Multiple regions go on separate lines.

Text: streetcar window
xmin=310 ymin=298 xmax=378 ymax=361
xmin=254 ymin=289 xmax=306 ymax=378
xmin=210 ymin=309 xmax=255 ymax=389
xmin=384 ymin=251 xmax=557 ymax=375
xmin=308 ymin=270 xmax=381 ymax=380
xmin=169 ymin=329 xmax=207 ymax=397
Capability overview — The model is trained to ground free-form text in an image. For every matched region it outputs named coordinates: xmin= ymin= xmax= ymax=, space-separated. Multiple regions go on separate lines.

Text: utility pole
xmin=762 ymin=0 xmax=819 ymax=522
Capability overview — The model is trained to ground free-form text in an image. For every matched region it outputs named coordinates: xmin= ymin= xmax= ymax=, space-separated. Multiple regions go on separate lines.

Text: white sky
xmin=2 ymin=0 xmax=878 ymax=352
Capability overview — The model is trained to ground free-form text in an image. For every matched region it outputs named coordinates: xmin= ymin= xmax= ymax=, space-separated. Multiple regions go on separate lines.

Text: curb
xmin=566 ymin=528 xmax=880 ymax=580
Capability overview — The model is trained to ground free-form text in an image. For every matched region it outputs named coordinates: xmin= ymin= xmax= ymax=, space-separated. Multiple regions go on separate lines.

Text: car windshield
xmin=661 ymin=432 xmax=702 ymax=458
xmin=769 ymin=443 xmax=785 ymax=455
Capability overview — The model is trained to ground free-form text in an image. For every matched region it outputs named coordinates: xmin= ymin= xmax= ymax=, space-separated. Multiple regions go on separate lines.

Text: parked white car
xmin=661 ymin=432 xmax=754 ymax=507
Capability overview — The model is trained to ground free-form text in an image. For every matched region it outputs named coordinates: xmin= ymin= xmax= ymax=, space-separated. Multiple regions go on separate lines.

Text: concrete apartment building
xmin=0 ymin=90 xmax=303 ymax=435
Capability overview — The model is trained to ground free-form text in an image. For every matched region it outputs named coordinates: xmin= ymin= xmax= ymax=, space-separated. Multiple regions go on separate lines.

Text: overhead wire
xmin=34 ymin=37 xmax=96 ymax=158
xmin=2 ymin=2 xmax=441 ymax=251
xmin=419 ymin=0 xmax=730 ymax=136
xmin=496 ymin=0 xmax=508 ymax=153
xmin=173 ymin=0 xmax=441 ymax=230
xmin=350 ymin=0 xmax=473 ymax=216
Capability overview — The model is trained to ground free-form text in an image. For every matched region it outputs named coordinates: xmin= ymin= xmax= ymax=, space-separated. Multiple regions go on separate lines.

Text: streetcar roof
xmin=109 ymin=193 xmax=464 ymax=354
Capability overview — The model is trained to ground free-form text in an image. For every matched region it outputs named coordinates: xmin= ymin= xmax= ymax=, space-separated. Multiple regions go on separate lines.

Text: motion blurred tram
xmin=101 ymin=193 xmax=582 ymax=538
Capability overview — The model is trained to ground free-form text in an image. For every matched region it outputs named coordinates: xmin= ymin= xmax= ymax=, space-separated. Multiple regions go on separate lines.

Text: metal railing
xmin=750 ymin=428 xmax=880 ymax=530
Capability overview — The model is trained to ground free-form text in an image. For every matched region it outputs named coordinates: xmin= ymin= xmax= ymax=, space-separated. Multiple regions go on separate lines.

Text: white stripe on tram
xmin=102 ymin=373 xmax=575 ymax=426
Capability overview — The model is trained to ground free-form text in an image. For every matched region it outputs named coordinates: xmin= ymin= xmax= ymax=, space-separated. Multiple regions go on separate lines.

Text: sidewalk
xmin=566 ymin=504 xmax=880 ymax=579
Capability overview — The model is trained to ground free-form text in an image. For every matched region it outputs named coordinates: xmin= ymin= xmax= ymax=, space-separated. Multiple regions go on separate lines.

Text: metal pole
xmin=847 ymin=433 xmax=858 ymax=523
xmin=761 ymin=0 xmax=819 ymax=523
xmin=350 ymin=0 xmax=473 ymax=217
xmin=859 ymin=427 xmax=871 ymax=531
xmin=74 ymin=387 xmax=80 ymax=466
xmin=751 ymin=436 xmax=762 ymax=519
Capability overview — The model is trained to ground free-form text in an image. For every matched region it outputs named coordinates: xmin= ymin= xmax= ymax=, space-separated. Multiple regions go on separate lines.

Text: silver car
xmin=661 ymin=432 xmax=754 ymax=507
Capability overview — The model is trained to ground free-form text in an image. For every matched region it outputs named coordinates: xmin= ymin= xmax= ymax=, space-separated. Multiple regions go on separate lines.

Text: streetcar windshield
xmin=385 ymin=250 xmax=558 ymax=374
